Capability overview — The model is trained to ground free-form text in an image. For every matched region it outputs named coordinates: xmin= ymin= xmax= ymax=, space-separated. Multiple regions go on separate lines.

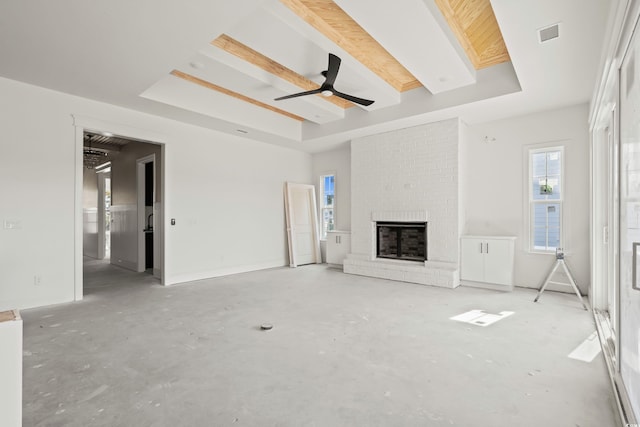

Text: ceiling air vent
xmin=538 ymin=23 xmax=560 ymax=43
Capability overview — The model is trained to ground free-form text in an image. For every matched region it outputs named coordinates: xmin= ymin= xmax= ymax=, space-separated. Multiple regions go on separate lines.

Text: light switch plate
xmin=3 ymin=220 xmax=21 ymax=229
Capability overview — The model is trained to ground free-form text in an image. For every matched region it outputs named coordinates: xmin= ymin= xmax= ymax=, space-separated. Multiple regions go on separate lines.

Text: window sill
xmin=528 ymin=250 xmax=561 ymax=255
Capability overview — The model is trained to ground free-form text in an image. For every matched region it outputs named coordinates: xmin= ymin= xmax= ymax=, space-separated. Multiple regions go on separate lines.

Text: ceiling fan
xmin=274 ymin=53 xmax=374 ymax=106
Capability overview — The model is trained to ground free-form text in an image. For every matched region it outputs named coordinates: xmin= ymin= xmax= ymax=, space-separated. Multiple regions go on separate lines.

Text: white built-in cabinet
xmin=326 ymin=231 xmax=351 ymax=266
xmin=461 ymin=236 xmax=516 ymax=290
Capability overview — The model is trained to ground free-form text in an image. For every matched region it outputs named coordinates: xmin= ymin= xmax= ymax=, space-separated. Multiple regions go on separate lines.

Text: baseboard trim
xmin=110 ymin=258 xmax=137 ymax=272
xmin=460 ymin=280 xmax=513 ymax=292
xmin=166 ymin=260 xmax=286 ymax=285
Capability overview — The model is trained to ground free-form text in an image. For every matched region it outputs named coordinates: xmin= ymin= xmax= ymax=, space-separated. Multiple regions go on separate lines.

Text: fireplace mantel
xmin=372 ymin=211 xmax=428 ymax=222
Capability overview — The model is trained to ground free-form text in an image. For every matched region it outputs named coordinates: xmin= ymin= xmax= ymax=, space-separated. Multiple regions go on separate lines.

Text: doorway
xmin=79 ymin=128 xmax=165 ymax=295
xmin=137 ymin=154 xmax=156 ymax=276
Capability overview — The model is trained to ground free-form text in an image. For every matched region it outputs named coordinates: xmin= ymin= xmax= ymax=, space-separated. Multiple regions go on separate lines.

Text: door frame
xmin=588 ymin=0 xmax=640 ymax=422
xmin=606 ymin=114 xmax=620 ymax=339
xmin=72 ymin=115 xmax=167 ymax=301
xmin=137 ymin=154 xmax=156 ymax=273
xmin=591 ymin=109 xmax=618 ymax=313
xmin=96 ymin=167 xmax=110 ymax=260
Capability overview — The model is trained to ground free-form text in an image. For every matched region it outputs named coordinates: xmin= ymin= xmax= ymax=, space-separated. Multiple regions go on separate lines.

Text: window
xmin=320 ymin=174 xmax=335 ymax=239
xmin=529 ymin=147 xmax=563 ymax=252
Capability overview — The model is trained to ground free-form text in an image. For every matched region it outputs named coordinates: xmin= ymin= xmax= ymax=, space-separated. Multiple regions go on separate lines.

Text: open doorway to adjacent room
xmin=82 ymin=131 xmax=164 ymax=291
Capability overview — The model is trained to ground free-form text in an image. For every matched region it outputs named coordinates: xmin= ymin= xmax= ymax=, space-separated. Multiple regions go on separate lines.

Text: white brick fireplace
xmin=343 ymin=119 xmax=462 ymax=288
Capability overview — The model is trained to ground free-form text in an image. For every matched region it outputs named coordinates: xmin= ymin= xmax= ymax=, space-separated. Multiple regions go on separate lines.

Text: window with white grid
xmin=320 ymin=174 xmax=335 ymax=239
xmin=529 ymin=147 xmax=563 ymax=252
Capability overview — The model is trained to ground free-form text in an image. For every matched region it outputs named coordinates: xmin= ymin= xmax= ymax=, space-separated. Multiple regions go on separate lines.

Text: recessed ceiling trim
xmin=170 ymin=69 xmax=305 ymax=122
xmin=433 ymin=0 xmax=510 ymax=70
xmin=279 ymin=0 xmax=421 ymax=92
xmin=212 ymin=34 xmax=353 ymax=109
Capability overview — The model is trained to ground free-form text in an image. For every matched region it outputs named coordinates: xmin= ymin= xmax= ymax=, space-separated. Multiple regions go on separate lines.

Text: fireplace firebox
xmin=376 ymin=222 xmax=427 ymax=262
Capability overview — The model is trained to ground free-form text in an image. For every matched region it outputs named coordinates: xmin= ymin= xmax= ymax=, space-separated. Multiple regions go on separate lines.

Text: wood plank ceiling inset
xmin=170 ymin=70 xmax=305 ymax=122
xmin=433 ymin=0 xmax=510 ymax=70
xmin=0 ymin=310 xmax=16 ymax=323
xmin=279 ymin=0 xmax=422 ymax=92
xmin=212 ymin=34 xmax=353 ymax=109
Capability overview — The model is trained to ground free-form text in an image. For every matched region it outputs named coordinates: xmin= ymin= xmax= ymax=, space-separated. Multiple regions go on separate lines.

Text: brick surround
xmin=343 ymin=119 xmax=461 ymax=288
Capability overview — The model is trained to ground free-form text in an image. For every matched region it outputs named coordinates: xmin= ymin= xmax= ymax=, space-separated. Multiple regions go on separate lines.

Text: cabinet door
xmin=461 ymin=238 xmax=485 ymax=282
xmin=326 ymin=233 xmax=350 ymax=265
xmin=336 ymin=234 xmax=350 ymax=263
xmin=483 ymin=239 xmax=513 ymax=285
xmin=326 ymin=234 xmax=339 ymax=264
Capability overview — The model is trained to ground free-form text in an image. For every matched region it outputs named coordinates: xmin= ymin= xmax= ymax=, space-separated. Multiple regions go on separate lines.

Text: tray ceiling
xmin=0 ymin=0 xmax=610 ymax=152
xmin=141 ymin=0 xmax=515 ymax=142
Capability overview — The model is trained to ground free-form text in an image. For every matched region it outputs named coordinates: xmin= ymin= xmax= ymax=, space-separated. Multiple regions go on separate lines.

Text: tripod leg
xmin=561 ymin=261 xmax=589 ymax=311
xmin=534 ymin=261 xmax=560 ymax=302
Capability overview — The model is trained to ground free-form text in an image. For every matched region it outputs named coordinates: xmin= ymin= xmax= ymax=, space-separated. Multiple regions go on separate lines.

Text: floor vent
xmin=539 ymin=23 xmax=560 ymax=43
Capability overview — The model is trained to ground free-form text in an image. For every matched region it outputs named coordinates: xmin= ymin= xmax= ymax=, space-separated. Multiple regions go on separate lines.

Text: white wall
xmin=109 ymin=140 xmax=162 ymax=272
xmin=462 ymin=104 xmax=590 ymax=293
xmin=111 ymin=140 xmax=162 ymax=205
xmin=311 ymin=145 xmax=351 ymax=232
xmin=82 ymin=168 xmax=99 ymax=258
xmin=0 ymin=76 xmax=311 ymax=311
xmin=166 ymin=129 xmax=310 ymax=282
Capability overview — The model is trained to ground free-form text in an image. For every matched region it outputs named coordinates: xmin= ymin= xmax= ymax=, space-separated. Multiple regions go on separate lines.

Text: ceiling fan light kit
xmin=274 ymin=53 xmax=374 ymax=106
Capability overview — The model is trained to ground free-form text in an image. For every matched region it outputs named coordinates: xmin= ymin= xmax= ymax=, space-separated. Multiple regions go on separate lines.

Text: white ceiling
xmin=0 ymin=0 xmax=611 ymax=153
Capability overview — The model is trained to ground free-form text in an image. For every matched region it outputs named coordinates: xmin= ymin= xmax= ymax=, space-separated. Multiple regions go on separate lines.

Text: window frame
xmin=528 ymin=145 xmax=564 ymax=253
xmin=319 ymin=173 xmax=336 ymax=240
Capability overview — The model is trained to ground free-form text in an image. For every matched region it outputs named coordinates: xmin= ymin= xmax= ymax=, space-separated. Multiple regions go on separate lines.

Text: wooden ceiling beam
xmin=279 ymin=0 xmax=422 ymax=92
xmin=170 ymin=70 xmax=305 ymax=122
xmin=433 ymin=0 xmax=510 ymax=70
xmin=212 ymin=34 xmax=353 ymax=109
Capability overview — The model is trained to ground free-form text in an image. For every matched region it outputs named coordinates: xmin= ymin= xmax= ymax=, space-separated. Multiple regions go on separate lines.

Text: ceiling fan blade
xmin=274 ymin=53 xmax=372 ymax=107
xmin=324 ymin=53 xmax=341 ymax=87
xmin=333 ymin=90 xmax=375 ymax=106
xmin=274 ymin=88 xmax=323 ymax=101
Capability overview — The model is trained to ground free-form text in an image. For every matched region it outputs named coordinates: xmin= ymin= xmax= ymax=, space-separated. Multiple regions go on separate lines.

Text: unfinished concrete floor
xmin=22 ymin=260 xmax=619 ymax=426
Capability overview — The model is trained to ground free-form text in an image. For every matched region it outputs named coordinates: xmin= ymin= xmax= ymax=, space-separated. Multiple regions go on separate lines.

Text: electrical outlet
xmin=34 ymin=275 xmax=42 ymax=286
